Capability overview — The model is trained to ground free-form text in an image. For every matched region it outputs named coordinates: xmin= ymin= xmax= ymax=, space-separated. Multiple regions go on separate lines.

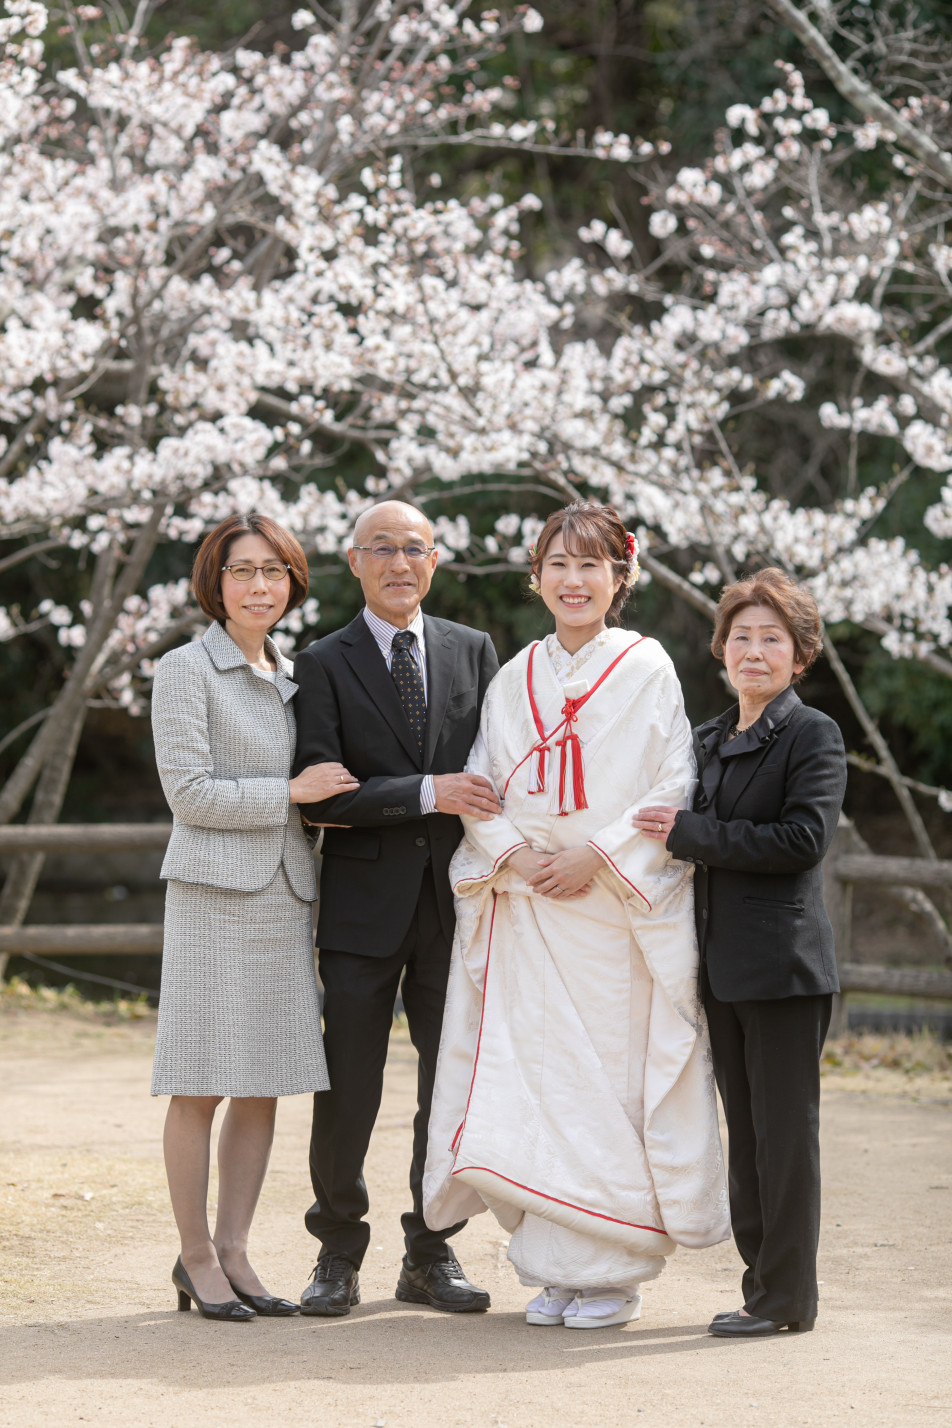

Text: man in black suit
xmin=292 ymin=500 xmax=500 ymax=1316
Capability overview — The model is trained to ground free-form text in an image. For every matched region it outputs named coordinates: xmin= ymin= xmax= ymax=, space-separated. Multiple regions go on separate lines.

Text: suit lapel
xmin=718 ymin=739 xmax=777 ymax=819
xmin=718 ymin=693 xmax=803 ymax=818
xmin=341 ymin=615 xmax=423 ymax=769
xmin=422 ymin=616 xmax=458 ymax=769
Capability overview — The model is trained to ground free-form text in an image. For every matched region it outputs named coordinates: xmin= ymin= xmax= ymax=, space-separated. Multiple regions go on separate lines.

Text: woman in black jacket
xmin=634 ymin=568 xmax=846 ymax=1339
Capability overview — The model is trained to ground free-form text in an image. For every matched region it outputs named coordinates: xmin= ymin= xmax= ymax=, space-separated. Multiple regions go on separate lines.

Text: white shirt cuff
xmin=420 ymin=775 xmax=437 ymax=816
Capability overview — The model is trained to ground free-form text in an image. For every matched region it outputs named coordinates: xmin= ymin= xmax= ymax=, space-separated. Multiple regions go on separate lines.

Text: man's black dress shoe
xmin=300 ymin=1255 xmax=360 ymax=1316
xmin=227 ymin=1278 xmax=300 ymax=1317
xmin=395 ymin=1254 xmax=490 ymax=1313
xmin=708 ymin=1310 xmax=815 ymax=1338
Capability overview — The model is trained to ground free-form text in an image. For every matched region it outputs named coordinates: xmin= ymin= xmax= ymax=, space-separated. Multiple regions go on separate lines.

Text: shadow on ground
xmin=1 ymin=1303 xmax=730 ymax=1389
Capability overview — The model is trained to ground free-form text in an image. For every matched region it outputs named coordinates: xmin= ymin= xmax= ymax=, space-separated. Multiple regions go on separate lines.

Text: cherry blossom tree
xmin=2 ymin=0 xmax=952 ymax=972
xmin=0 ymin=0 xmax=559 ymax=949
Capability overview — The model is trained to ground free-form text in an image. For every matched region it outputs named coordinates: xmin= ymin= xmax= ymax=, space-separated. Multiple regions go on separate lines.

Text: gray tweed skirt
xmin=151 ymin=864 xmax=329 ymax=1098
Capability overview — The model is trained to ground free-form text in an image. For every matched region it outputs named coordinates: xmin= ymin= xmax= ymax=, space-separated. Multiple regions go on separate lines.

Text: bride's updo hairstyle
xmin=529 ymin=501 xmax=639 ymax=626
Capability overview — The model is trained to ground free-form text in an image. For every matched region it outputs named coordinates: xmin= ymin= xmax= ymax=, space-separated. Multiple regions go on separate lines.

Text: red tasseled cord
xmin=555 ymin=698 xmax=588 ymax=814
xmin=570 ymin=730 xmax=588 ymax=811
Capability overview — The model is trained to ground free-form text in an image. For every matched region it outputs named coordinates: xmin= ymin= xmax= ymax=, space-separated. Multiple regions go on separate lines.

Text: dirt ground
xmin=1 ymin=1004 xmax=950 ymax=1428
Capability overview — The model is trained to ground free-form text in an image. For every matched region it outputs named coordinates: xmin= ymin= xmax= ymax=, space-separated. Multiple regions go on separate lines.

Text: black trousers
xmin=305 ymin=864 xmax=465 ymax=1268
xmin=704 ymin=988 xmax=832 ymax=1323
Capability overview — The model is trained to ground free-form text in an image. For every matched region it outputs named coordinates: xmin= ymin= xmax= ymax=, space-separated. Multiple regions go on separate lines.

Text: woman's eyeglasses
xmin=221 ymin=563 xmax=291 ymax=582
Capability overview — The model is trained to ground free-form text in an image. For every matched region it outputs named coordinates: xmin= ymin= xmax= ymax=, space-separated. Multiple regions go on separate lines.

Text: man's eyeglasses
xmin=352 ymin=543 xmax=436 ymax=561
xmin=221 ymin=563 xmax=291 ymax=582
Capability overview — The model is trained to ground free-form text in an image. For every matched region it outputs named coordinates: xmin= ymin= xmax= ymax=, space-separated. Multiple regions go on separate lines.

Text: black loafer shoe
xmin=395 ymin=1254 xmax=490 ymax=1313
xmin=708 ymin=1311 xmax=815 ymax=1338
xmin=300 ymin=1255 xmax=360 ymax=1317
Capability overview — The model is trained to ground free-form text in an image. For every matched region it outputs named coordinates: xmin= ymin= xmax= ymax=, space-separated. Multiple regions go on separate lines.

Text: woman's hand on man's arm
xmin=289 ymin=762 xmax=360 ymax=805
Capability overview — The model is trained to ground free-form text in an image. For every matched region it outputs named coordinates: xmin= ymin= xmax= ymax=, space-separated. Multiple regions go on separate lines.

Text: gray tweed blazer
xmin=151 ymin=621 xmax=318 ymax=900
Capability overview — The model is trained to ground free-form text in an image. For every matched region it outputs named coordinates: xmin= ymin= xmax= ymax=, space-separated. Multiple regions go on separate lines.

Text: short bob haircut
xmin=530 ymin=501 xmax=636 ymax=625
xmin=711 ymin=567 xmax=823 ymax=683
xmin=191 ymin=513 xmax=309 ymax=628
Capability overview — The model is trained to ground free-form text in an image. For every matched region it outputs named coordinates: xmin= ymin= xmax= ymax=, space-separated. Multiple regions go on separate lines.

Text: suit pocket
xmin=321 ymin=828 xmax=380 ymax=861
xmin=743 ymin=895 xmax=804 ymax=912
xmin=751 ymin=760 xmax=784 ymax=778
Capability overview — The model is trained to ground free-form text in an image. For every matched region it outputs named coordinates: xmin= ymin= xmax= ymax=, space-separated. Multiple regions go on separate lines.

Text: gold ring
xmin=658 ymin=822 xmax=662 ymax=832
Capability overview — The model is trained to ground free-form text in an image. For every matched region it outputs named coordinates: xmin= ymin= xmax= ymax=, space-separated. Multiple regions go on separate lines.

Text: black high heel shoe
xmin=172 ymin=1257 xmax=256 ymax=1322
xmin=226 ymin=1277 xmax=300 ymax=1317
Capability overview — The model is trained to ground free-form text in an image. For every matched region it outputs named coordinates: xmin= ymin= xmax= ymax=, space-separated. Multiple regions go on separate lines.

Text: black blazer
xmin=667 ymin=691 xmax=847 ymax=1002
xmin=292 ymin=612 xmax=499 ymax=957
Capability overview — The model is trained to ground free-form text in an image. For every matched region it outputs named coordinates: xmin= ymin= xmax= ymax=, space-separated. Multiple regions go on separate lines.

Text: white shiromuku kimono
xmin=423 ymin=628 xmax=730 ymax=1293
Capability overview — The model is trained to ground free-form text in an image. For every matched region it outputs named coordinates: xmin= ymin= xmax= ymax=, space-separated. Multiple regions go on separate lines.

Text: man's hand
xmin=433 ymin=773 xmax=501 ymax=820
xmin=527 ymin=846 xmax=602 ymax=898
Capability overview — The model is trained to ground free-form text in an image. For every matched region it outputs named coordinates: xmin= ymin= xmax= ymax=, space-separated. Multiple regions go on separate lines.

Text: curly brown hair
xmin=530 ymin=502 xmax=635 ymax=625
xmin=711 ymin=567 xmax=823 ymax=683
xmin=191 ymin=513 xmax=309 ymax=629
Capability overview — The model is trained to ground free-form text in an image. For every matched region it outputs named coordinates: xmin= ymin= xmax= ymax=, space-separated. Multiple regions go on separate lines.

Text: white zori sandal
xmin=525 ymin=1288 xmax=577 ymax=1326
xmin=563 ymin=1288 xmax=642 ymax=1329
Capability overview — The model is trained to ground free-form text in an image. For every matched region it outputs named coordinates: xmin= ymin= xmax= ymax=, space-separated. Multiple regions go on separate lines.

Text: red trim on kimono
xmin=588 ymin=842 xmax=652 ymax=910
xmin=449 ymin=1165 xmax=667 ymax=1235
xmin=451 ymin=891 xmax=498 ymax=1153
xmin=453 ymin=841 xmax=527 ymax=895
xmin=504 ymin=638 xmax=648 ymax=814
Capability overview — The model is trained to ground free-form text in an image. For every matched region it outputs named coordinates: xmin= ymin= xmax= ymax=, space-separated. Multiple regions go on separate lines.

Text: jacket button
xmin=415 ymin=836 xmax=427 ymax=847
xmin=701 ymin=908 xmax=708 ymax=919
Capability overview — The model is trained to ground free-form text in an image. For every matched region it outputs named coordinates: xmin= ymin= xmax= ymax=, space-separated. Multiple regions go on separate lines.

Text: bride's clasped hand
xmin=506 ymin=844 xmax=600 ymax=898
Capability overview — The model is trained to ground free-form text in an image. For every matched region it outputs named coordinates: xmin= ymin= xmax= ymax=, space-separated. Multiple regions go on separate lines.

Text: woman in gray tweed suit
xmin=151 ymin=513 xmax=358 ymax=1322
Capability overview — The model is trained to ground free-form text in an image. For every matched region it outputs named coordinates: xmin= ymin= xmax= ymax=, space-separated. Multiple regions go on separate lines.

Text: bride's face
xmin=538 ymin=536 xmax=620 ymax=633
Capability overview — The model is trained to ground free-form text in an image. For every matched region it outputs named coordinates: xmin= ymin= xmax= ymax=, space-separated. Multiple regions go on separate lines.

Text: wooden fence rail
xmin=1 ymin=825 xmax=951 ymax=1008
xmin=0 ymin=824 xmax=172 ymax=854
xmin=834 ymin=852 xmax=952 ymax=892
xmin=0 ymin=824 xmax=172 ymax=960
xmin=821 ymin=821 xmax=952 ymax=1021
xmin=0 ymin=925 xmax=163 ymax=955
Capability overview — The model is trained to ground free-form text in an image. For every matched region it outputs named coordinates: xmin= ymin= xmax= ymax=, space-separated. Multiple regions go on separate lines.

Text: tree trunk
xmin=0 ymin=544 xmax=120 ymax=827
xmin=0 ymin=505 xmax=168 ymax=982
xmin=0 ymin=709 xmax=87 ymax=980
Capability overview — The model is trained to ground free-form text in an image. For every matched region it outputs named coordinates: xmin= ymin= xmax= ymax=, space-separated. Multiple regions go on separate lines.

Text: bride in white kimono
xmin=424 ymin=501 xmax=729 ymax=1329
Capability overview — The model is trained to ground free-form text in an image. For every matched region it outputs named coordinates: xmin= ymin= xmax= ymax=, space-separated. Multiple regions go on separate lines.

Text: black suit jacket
xmin=667 ymin=692 xmax=847 ymax=1002
xmin=292 ymin=612 xmax=499 ymax=957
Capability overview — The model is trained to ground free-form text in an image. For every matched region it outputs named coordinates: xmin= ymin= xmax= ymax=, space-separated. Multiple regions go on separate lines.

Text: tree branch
xmin=823 ymin=627 xmax=938 ymax=860
xmin=640 ymin=552 xmax=718 ymax=618
xmin=0 ymin=540 xmax=65 ymax=576
xmin=766 ymin=0 xmax=952 ymax=189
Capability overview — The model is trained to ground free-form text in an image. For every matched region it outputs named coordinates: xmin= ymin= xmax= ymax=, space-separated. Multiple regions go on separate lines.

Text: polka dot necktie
xmin=390 ymin=629 xmax=427 ymax=758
